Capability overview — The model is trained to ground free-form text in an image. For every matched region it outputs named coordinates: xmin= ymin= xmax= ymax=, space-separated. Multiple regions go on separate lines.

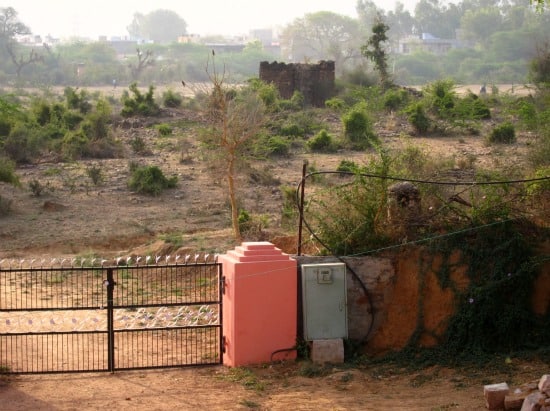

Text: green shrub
xmin=424 ymin=79 xmax=456 ymax=118
xmin=405 ymin=102 xmax=430 ymax=134
xmin=86 ymin=165 xmax=104 ymax=186
xmin=0 ymin=157 xmax=19 ymax=186
xmin=162 ymin=89 xmax=183 ymax=108
xmin=307 ymin=130 xmax=335 ymax=153
xmin=383 ymin=88 xmax=409 ymax=111
xmin=265 ymin=136 xmax=290 ymax=156
xmin=248 ymin=79 xmax=279 ymax=110
xmin=487 ymin=122 xmax=516 ymax=144
xmin=121 ymin=83 xmax=160 ymax=117
xmin=128 ymin=164 xmax=177 ymax=195
xmin=325 ymin=97 xmax=346 ymax=111
xmin=336 ymin=159 xmax=363 ymax=173
xmin=342 ymin=108 xmax=377 ymax=149
xmin=129 ymin=136 xmax=148 ymax=155
xmin=64 ymin=87 xmax=92 ymax=114
xmin=279 ymin=123 xmax=304 ymax=137
xmin=155 ymin=123 xmax=173 ymax=136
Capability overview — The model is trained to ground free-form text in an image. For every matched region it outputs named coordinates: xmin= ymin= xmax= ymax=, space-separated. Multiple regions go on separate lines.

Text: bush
xmin=383 ymin=88 xmax=409 ymax=111
xmin=0 ymin=157 xmax=19 ymax=186
xmin=405 ymin=102 xmax=430 ymax=134
xmin=128 ymin=164 xmax=177 ymax=195
xmin=265 ymin=136 xmax=290 ymax=156
xmin=325 ymin=97 xmax=346 ymax=111
xmin=487 ymin=122 xmax=516 ymax=144
xmin=155 ymin=123 xmax=173 ymax=136
xmin=121 ymin=83 xmax=160 ymax=117
xmin=162 ymin=89 xmax=183 ymax=108
xmin=307 ymin=130 xmax=335 ymax=153
xmin=342 ymin=108 xmax=377 ymax=149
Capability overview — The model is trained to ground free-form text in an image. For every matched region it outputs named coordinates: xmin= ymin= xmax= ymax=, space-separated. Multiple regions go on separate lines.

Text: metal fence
xmin=0 ymin=259 xmax=223 ymax=374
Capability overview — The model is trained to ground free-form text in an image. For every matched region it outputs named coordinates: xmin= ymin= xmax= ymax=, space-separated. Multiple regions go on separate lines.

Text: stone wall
xmin=259 ymin=60 xmax=335 ymax=107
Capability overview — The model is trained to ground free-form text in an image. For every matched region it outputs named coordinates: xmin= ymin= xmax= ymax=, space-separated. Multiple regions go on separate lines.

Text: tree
xmin=460 ymin=8 xmax=504 ymax=45
xmin=202 ymin=56 xmax=266 ymax=241
xmin=128 ymin=48 xmax=155 ymax=81
xmin=0 ymin=7 xmax=43 ymax=78
xmin=280 ymin=11 xmax=362 ymax=73
xmin=0 ymin=7 xmax=30 ymax=39
xmin=127 ymin=9 xmax=187 ymax=44
xmin=413 ymin=0 xmax=462 ymax=39
xmin=361 ymin=16 xmax=392 ymax=89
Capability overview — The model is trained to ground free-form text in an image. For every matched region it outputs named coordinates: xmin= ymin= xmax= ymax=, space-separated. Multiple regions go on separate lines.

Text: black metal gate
xmin=0 ymin=259 xmax=223 ymax=374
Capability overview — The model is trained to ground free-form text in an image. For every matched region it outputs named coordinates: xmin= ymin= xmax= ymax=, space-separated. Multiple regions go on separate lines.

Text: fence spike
xmin=185 ymin=255 xmax=191 ymax=264
xmin=165 ymin=255 xmax=170 ymax=263
xmin=116 ymin=257 xmax=123 ymax=266
xmin=126 ymin=256 xmax=132 ymax=265
xmin=155 ymin=255 xmax=161 ymax=264
xmin=136 ymin=256 xmax=142 ymax=265
xmin=175 ymin=255 xmax=181 ymax=263
xmin=204 ymin=254 xmax=209 ymax=263
xmin=146 ymin=255 xmax=152 ymax=264
xmin=81 ymin=258 xmax=86 ymax=267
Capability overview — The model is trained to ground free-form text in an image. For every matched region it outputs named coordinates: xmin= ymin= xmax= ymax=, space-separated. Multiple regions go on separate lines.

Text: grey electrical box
xmin=301 ymin=263 xmax=348 ymax=341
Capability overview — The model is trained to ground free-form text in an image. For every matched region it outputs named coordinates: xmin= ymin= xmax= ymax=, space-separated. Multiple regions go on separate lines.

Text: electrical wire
xmin=294 ymin=171 xmax=550 ymax=345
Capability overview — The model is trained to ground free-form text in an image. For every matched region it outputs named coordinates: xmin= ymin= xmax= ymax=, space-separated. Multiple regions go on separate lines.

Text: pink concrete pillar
xmin=219 ymin=241 xmax=297 ymax=366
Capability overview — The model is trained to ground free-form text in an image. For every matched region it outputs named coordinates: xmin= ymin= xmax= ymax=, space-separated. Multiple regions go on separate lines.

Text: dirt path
xmin=0 ymin=364 xmax=494 ymax=410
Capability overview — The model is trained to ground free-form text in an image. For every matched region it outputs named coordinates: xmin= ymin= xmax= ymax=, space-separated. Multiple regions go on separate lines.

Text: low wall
xmin=296 ymin=246 xmax=550 ymax=355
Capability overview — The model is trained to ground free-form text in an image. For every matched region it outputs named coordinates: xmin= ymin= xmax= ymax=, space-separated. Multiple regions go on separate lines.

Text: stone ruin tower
xmin=259 ymin=60 xmax=335 ymax=108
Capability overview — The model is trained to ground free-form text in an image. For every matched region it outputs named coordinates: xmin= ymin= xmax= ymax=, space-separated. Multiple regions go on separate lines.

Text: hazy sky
xmin=3 ymin=0 xmax=418 ymax=39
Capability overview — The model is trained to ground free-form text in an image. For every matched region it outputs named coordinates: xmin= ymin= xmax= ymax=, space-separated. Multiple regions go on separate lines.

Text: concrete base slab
xmin=310 ymin=339 xmax=344 ymax=364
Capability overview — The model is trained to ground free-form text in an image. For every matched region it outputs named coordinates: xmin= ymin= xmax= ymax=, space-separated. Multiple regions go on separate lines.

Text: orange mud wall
xmin=296 ymin=246 xmax=549 ymax=355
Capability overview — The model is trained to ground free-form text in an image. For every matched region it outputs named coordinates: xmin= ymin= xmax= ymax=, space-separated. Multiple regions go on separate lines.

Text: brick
xmin=485 ymin=382 xmax=510 ymax=410
xmin=310 ymin=339 xmax=344 ymax=364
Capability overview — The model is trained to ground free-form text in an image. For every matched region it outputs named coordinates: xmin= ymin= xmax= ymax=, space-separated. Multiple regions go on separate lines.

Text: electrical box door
xmin=301 ymin=263 xmax=347 ymax=340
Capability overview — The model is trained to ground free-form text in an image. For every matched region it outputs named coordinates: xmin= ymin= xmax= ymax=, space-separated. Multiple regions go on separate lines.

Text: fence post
xmin=219 ymin=242 xmax=297 ymax=366
xmin=106 ymin=268 xmax=115 ymax=372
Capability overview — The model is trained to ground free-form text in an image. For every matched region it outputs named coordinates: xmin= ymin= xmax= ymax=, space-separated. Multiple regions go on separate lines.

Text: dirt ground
xmin=0 ymin=85 xmax=545 ymax=410
xmin=1 ymin=358 xmax=548 ymax=411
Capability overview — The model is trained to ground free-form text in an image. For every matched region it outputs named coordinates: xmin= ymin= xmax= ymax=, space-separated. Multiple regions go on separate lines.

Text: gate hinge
xmin=222 ymin=335 xmax=227 ymax=353
xmin=221 ymin=276 xmax=226 ymax=295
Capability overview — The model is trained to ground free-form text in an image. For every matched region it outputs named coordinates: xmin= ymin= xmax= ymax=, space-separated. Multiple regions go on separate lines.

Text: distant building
xmin=397 ymin=33 xmax=466 ymax=55
xmin=259 ymin=60 xmax=335 ymax=108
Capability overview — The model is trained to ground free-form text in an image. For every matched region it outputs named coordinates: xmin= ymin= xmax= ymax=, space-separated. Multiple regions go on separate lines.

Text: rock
xmin=506 ymin=393 xmax=528 ymax=410
xmin=539 ymin=375 xmax=550 ymax=392
xmin=521 ymin=392 xmax=546 ymax=411
xmin=484 ymin=382 xmax=510 ymax=410
xmin=42 ymin=201 xmax=66 ymax=212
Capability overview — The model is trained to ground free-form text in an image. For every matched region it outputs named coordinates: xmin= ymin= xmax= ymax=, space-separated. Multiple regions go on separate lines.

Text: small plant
xmin=155 ymin=123 xmax=173 ymax=136
xmin=264 ymin=136 xmax=290 ymax=156
xmin=129 ymin=136 xmax=148 ymax=155
xmin=0 ymin=195 xmax=12 ymax=216
xmin=86 ymin=164 xmax=104 ymax=186
xmin=128 ymin=164 xmax=177 ymax=196
xmin=325 ymin=97 xmax=346 ymax=111
xmin=487 ymin=122 xmax=516 ymax=144
xmin=0 ymin=157 xmax=20 ymax=186
xmin=29 ymin=179 xmax=46 ymax=197
xmin=342 ymin=107 xmax=378 ymax=149
xmin=162 ymin=89 xmax=183 ymax=108
xmin=405 ymin=102 xmax=430 ymax=134
xmin=121 ymin=83 xmax=160 ymax=117
xmin=307 ymin=129 xmax=335 ymax=153
xmin=383 ymin=88 xmax=409 ymax=111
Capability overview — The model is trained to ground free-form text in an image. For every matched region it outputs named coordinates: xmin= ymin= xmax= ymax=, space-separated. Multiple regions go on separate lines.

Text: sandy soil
xmin=1 ymin=358 xmax=548 ymax=411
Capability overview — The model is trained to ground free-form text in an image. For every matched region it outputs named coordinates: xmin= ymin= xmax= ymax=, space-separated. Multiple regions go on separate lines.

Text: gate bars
xmin=0 ymin=260 xmax=223 ymax=374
